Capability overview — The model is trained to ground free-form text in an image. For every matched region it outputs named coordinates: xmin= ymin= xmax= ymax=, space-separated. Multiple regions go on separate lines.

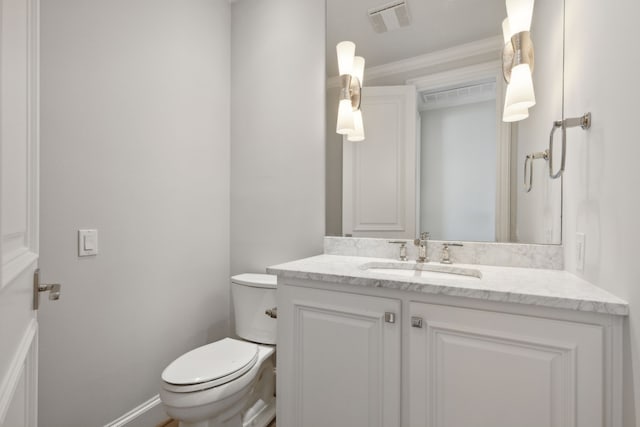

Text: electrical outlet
xmin=576 ymin=233 xmax=586 ymax=272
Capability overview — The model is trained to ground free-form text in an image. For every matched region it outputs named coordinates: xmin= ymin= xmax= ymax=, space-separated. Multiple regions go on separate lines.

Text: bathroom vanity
xmin=268 ymin=245 xmax=628 ymax=427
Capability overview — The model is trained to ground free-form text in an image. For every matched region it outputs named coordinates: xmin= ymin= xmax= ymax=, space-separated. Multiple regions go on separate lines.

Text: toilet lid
xmin=231 ymin=273 xmax=277 ymax=289
xmin=161 ymin=338 xmax=258 ymax=393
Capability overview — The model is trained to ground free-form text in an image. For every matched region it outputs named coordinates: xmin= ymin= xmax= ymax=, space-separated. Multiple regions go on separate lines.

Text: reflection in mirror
xmin=326 ymin=0 xmax=564 ymax=245
xmin=420 ymin=82 xmax=498 ymax=242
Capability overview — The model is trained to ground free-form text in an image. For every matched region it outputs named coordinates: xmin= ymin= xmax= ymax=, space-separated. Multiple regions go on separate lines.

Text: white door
xmin=277 ymin=284 xmax=401 ymax=427
xmin=0 ymin=0 xmax=50 ymax=425
xmin=343 ymin=85 xmax=417 ymax=239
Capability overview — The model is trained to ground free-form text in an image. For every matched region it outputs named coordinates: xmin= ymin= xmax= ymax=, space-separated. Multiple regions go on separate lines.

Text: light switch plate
xmin=576 ymin=232 xmax=586 ymax=272
xmin=78 ymin=229 xmax=98 ymax=257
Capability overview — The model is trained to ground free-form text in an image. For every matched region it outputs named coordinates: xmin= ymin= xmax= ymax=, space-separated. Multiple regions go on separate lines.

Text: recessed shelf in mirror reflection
xmin=325 ymin=0 xmax=565 ymax=245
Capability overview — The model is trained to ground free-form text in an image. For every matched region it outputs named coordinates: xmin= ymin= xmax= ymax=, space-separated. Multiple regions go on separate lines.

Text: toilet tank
xmin=231 ymin=274 xmax=277 ymax=345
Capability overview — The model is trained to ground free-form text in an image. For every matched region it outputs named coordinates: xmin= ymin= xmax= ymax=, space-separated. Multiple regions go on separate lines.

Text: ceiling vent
xmin=420 ymin=81 xmax=497 ymax=111
xmin=368 ymin=0 xmax=411 ymax=33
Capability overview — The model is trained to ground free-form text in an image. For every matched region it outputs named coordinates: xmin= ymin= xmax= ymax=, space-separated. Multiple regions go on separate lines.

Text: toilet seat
xmin=231 ymin=273 xmax=277 ymax=289
xmin=162 ymin=338 xmax=259 ymax=393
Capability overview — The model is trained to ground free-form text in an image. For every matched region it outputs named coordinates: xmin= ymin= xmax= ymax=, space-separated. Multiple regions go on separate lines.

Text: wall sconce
xmin=501 ymin=0 xmax=536 ymax=123
xmin=336 ymin=41 xmax=366 ymax=142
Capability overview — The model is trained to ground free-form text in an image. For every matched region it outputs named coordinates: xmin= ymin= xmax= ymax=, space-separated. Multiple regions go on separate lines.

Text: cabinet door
xmin=409 ymin=302 xmax=604 ymax=427
xmin=277 ymin=285 xmax=401 ymax=427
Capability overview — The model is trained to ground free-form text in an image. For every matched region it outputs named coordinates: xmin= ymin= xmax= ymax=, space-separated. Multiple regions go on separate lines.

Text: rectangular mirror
xmin=326 ymin=0 xmax=564 ymax=244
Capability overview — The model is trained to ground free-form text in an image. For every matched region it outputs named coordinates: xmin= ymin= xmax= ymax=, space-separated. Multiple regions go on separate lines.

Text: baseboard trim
xmin=104 ymin=394 xmax=162 ymax=427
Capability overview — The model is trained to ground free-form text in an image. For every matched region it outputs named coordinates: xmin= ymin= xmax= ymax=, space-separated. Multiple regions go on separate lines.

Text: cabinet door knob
xmin=384 ymin=312 xmax=396 ymax=323
xmin=411 ymin=316 xmax=423 ymax=328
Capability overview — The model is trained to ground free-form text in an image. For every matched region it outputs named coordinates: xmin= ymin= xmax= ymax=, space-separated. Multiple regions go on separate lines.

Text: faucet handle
xmin=420 ymin=231 xmax=430 ymax=240
xmin=440 ymin=242 xmax=463 ymax=264
xmin=388 ymin=240 xmax=408 ymax=261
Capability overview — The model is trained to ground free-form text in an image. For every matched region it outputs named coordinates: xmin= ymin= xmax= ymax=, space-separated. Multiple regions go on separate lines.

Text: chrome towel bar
xmin=524 ymin=150 xmax=549 ymax=193
xmin=548 ymin=112 xmax=591 ymax=179
xmin=523 ymin=112 xmax=592 ymax=193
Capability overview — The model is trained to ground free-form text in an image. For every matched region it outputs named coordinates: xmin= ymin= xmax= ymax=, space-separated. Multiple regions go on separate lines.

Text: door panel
xmin=343 ymin=85 xmax=417 ymax=238
xmin=278 ymin=285 xmax=401 ymax=427
xmin=409 ymin=302 xmax=603 ymax=427
xmin=0 ymin=0 xmax=40 ymax=425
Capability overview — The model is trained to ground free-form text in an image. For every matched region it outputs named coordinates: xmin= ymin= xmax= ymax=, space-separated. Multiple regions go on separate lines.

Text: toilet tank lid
xmin=231 ymin=273 xmax=277 ymax=289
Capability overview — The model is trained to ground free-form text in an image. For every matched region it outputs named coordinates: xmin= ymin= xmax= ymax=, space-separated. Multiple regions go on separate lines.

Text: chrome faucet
xmin=388 ymin=241 xmax=408 ymax=261
xmin=414 ymin=232 xmax=430 ymax=263
xmin=440 ymin=242 xmax=463 ymax=264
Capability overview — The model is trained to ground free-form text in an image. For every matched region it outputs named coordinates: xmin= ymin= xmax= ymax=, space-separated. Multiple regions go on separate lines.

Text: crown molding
xmin=407 ymin=61 xmax=502 ymax=93
xmin=327 ymin=36 xmax=503 ymax=89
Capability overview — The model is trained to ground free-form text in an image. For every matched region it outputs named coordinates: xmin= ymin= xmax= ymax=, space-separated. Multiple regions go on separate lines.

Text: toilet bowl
xmin=159 ymin=274 xmax=277 ymax=427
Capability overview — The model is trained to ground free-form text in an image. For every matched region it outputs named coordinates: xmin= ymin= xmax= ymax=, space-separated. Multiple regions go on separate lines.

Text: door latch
xmin=33 ymin=268 xmax=62 ymax=310
xmin=265 ymin=307 xmax=278 ymax=319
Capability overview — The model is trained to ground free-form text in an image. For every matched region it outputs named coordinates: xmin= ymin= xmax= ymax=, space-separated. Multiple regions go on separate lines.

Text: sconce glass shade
xmin=337 ymin=99 xmax=355 ymax=135
xmin=506 ymin=0 xmax=534 ymax=33
xmin=503 ymin=102 xmax=529 ymax=122
xmin=336 ymin=41 xmax=366 ymax=140
xmin=347 ymin=110 xmax=365 ymax=141
xmin=352 ymin=56 xmax=365 ymax=85
xmin=504 ymin=64 xmax=536 ymax=111
xmin=502 ymin=18 xmax=513 ymax=44
xmin=336 ymin=41 xmax=356 ymax=76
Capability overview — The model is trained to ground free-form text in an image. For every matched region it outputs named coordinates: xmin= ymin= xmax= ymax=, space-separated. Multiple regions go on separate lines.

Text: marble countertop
xmin=267 ymin=254 xmax=629 ymax=316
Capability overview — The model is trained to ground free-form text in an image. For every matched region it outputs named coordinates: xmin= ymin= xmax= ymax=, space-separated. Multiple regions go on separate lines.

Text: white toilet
xmin=160 ymin=274 xmax=277 ymax=427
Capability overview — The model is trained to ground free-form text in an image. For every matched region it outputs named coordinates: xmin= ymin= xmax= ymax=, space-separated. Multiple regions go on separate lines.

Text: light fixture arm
xmin=503 ymin=31 xmax=534 ymax=83
xmin=339 ymin=74 xmax=362 ymax=111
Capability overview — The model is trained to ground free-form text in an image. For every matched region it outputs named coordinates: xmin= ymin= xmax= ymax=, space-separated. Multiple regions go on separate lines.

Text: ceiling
xmin=326 ymin=0 xmax=507 ymax=76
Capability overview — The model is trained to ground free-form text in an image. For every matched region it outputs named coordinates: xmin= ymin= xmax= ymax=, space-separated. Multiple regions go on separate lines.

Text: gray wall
xmin=562 ymin=0 xmax=640 ymax=425
xmin=230 ymin=0 xmax=325 ymax=276
xmin=326 ymin=88 xmax=343 ymax=236
xmin=39 ymin=1 xmax=231 ymax=425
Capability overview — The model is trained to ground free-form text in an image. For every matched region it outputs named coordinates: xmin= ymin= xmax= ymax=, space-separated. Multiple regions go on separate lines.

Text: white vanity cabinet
xmin=409 ymin=302 xmax=605 ymax=427
xmin=276 ymin=284 xmax=402 ymax=427
xmin=276 ymin=278 xmax=623 ymax=427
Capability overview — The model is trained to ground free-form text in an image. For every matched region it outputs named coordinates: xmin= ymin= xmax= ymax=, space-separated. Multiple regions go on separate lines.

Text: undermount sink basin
xmin=362 ymin=262 xmax=482 ymax=280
